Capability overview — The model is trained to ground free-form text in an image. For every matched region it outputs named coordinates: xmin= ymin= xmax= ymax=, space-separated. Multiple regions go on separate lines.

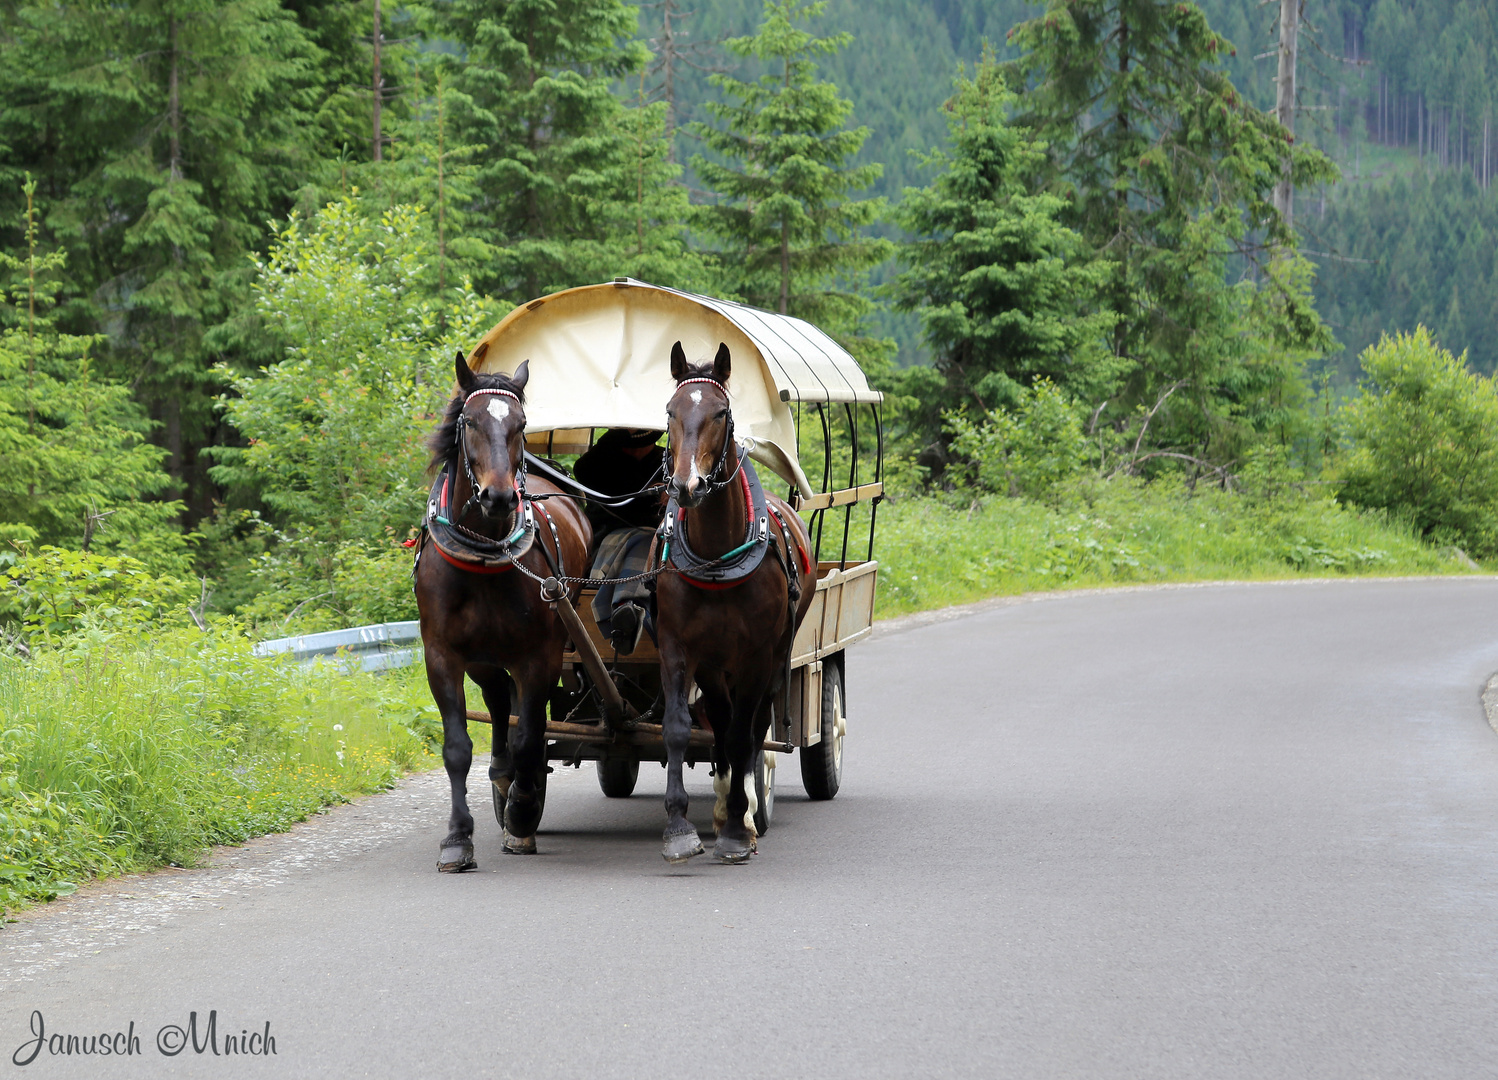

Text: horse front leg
xmin=502 ymin=657 xmax=554 ymax=854
xmin=660 ymin=644 xmax=705 ymax=863
xmin=426 ymin=643 xmax=477 ymax=872
xmin=714 ymin=685 xmax=767 ymax=864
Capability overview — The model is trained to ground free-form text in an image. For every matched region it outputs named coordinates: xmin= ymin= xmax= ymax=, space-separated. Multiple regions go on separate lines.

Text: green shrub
xmin=1336 ymin=326 xmax=1498 ymax=558
xmin=2 ymin=546 xmax=192 ymax=644
xmin=944 ymin=378 xmax=1089 ymax=498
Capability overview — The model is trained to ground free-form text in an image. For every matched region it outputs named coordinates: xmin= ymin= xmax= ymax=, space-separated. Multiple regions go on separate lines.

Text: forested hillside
xmin=0 ymin=0 xmax=1494 ymax=633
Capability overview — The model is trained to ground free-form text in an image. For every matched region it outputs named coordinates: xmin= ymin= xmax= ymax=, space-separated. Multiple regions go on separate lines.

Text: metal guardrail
xmin=251 ymin=620 xmax=422 ymax=673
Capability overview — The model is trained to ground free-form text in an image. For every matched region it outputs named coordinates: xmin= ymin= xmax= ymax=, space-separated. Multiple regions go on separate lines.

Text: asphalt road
xmin=5 ymin=578 xmax=1498 ymax=1079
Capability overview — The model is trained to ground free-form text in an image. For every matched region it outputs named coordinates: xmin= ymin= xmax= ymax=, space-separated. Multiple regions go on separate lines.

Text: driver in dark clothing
xmin=574 ymin=428 xmax=665 ymax=654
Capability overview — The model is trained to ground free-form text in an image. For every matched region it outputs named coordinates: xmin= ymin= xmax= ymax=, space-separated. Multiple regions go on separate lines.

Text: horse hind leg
xmin=714 ymin=691 xmax=763 ymax=864
xmin=472 ymin=668 xmax=514 ymax=831
xmin=502 ymin=668 xmax=552 ymax=854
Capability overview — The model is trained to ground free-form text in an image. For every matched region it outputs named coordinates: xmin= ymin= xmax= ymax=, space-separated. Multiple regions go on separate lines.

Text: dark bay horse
xmin=416 ymin=352 xmax=592 ymax=872
xmin=655 ymin=342 xmax=815 ymax=863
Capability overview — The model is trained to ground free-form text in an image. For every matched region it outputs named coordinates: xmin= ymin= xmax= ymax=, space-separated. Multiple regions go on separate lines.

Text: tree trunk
xmin=1273 ymin=0 xmax=1299 ymax=230
xmin=372 ymin=0 xmax=383 ymax=162
xmin=168 ymin=17 xmax=182 ymax=180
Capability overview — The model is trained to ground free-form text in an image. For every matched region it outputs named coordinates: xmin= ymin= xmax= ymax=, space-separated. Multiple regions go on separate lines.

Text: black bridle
xmin=453 ymin=387 xmax=527 ymax=529
xmin=665 ymin=378 xmax=746 ymax=503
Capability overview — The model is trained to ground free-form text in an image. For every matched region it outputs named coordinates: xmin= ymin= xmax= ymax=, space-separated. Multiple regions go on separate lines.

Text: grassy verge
xmin=0 ymin=626 xmax=438 ymax=914
xmin=871 ymin=481 xmax=1472 ymax=617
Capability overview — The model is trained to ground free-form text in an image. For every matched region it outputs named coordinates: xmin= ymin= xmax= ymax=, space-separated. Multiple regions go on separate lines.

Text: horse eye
xmin=715 ymin=409 xmax=728 ymax=419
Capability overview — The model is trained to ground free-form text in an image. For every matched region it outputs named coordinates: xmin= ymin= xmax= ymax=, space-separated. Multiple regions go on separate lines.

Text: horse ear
xmin=712 ymin=342 xmax=731 ymax=384
xmin=670 ymin=341 xmax=689 ymax=383
xmin=511 ymin=359 xmax=530 ymax=391
xmin=455 ymin=351 xmax=477 ymax=392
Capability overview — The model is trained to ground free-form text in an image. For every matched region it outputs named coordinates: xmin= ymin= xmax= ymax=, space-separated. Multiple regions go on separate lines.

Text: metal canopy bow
xmin=464 ymin=278 xmax=883 ymax=499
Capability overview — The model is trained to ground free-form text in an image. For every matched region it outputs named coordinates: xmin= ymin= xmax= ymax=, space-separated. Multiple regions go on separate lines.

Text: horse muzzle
xmin=477 ymin=484 xmax=518 ymax=519
xmin=669 ymin=475 xmax=705 ymax=509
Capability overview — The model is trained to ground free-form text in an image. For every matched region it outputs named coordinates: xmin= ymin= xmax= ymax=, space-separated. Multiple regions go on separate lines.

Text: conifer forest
xmin=2 ymin=0 xmax=1496 ymax=631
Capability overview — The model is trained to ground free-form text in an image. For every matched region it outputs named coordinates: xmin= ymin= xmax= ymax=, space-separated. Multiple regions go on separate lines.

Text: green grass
xmin=0 ymin=625 xmax=438 ymax=914
xmin=870 ymin=480 xmax=1471 ymax=617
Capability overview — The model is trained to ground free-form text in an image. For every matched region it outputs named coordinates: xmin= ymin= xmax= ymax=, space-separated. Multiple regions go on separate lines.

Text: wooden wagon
xmin=458 ymin=279 xmax=883 ymax=832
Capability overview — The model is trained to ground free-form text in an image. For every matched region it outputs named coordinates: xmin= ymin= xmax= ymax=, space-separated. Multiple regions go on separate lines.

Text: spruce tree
xmin=0 ymin=178 xmax=185 ymax=567
xmin=417 ymin=0 xmax=649 ymax=302
xmin=891 ymin=49 xmax=1118 ymax=446
xmin=1006 ymin=0 xmax=1337 ymax=468
xmin=690 ymin=0 xmax=892 ymax=354
xmin=0 ymin=0 xmax=321 ymax=515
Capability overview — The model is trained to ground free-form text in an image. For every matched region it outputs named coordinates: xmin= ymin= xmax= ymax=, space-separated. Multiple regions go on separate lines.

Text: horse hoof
xmin=714 ymin=835 xmax=753 ymax=864
xmin=502 ymin=830 xmax=537 ymax=855
xmin=437 ymin=841 xmax=476 ymax=873
xmin=504 ymin=796 xmax=542 ymax=840
xmin=662 ymin=830 xmax=705 ymax=864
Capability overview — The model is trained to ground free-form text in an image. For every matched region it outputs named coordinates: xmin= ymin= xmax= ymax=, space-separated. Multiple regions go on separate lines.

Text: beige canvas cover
xmin=465 ymin=279 xmax=882 ymax=497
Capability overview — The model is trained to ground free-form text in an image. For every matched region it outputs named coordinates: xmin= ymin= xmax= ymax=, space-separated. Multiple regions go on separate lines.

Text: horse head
xmin=434 ymin=349 xmax=530 ymax=523
xmin=665 ymin=341 xmax=733 ymax=509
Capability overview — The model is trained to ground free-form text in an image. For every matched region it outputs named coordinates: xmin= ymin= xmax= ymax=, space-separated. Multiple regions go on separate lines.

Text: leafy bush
xmin=213 ymin=198 xmax=499 ymax=546
xmin=2 ymin=546 xmax=192 ymax=644
xmin=1336 ymin=326 xmax=1498 ymax=557
xmin=944 ymin=378 xmax=1090 ymax=498
xmin=207 ymin=196 xmax=503 ymax=624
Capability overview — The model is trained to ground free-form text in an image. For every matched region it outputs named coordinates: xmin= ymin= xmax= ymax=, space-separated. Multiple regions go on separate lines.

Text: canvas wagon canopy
xmin=465 ymin=278 xmax=882 ymax=498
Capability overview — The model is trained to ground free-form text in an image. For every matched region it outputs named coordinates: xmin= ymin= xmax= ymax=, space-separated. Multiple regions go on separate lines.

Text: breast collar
xmin=658 ymin=453 xmax=772 ymax=589
xmin=423 ymin=466 xmax=539 ymax=574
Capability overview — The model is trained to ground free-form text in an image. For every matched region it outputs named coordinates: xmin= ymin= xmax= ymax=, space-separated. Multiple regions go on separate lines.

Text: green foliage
xmin=3 ymin=547 xmax=191 ymax=644
xmin=212 ymin=197 xmax=497 ymax=545
xmin=1006 ymin=0 xmax=1339 ymax=467
xmin=1336 ymin=326 xmax=1498 ymax=556
xmin=209 ymin=196 xmax=496 ymax=625
xmin=891 ymin=48 xmax=1117 ymax=449
xmin=691 ymin=0 xmax=894 ymax=356
xmin=1312 ymin=171 xmax=1498 ymax=380
xmin=0 ymin=624 xmax=436 ymax=913
xmin=415 ymin=0 xmax=651 ymax=302
xmin=0 ymin=178 xmax=188 ymax=568
xmin=945 ymin=379 xmax=1089 ymax=499
xmin=0 ymin=0 xmax=326 ymax=513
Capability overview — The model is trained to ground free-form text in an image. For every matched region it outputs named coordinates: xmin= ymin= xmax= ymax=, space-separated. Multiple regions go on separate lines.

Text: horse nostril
xmin=478 ymin=486 xmax=512 ymax=515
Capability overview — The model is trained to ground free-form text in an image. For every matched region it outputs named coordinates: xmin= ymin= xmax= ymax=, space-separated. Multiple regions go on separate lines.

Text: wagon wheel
xmin=799 ymin=660 xmax=844 ymax=800
xmin=597 ymin=757 xmax=640 ymax=798
xmin=491 ymin=763 xmax=548 ymax=827
xmin=752 ymin=749 xmax=775 ymax=834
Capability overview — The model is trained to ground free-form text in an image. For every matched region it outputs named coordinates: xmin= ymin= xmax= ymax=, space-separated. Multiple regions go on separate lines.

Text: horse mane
xmin=427 ymin=368 xmax=527 ymax=474
xmin=677 ymin=361 xmax=721 ymax=383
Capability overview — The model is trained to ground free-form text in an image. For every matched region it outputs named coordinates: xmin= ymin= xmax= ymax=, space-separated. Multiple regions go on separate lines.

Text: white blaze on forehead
xmin=486 ymin=397 xmax=511 ymax=421
xmin=690 ymin=389 xmax=702 ymax=405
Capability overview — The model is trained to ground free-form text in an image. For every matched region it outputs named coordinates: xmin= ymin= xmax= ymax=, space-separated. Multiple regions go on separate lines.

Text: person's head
xmin=603 ymin=427 xmax=663 ymax=460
